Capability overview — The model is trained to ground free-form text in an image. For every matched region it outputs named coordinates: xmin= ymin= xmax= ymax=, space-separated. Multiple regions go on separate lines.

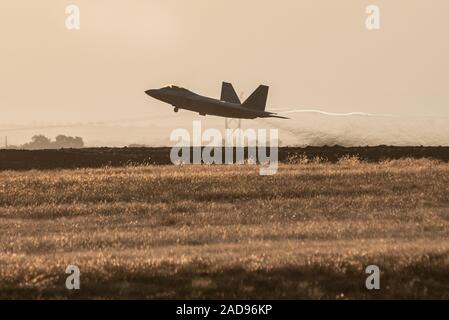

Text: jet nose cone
xmin=145 ymin=89 xmax=157 ymax=97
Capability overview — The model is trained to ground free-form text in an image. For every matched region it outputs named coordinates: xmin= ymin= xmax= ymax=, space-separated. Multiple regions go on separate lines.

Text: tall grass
xmin=0 ymin=159 xmax=448 ymax=299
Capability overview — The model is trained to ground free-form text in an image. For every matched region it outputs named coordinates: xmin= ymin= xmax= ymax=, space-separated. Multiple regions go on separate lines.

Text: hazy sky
xmin=1 ymin=1 xmax=449 ymax=145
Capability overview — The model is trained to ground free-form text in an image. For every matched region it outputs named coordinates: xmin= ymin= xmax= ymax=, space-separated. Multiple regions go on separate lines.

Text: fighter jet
xmin=145 ymin=82 xmax=289 ymax=119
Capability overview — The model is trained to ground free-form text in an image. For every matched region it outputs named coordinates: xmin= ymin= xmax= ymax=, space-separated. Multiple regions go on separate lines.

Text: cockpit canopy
xmin=162 ymin=84 xmax=193 ymax=94
xmin=164 ymin=84 xmax=180 ymax=89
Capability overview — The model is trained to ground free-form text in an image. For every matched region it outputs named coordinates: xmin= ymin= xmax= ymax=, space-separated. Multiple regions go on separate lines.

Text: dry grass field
xmin=0 ymin=158 xmax=449 ymax=299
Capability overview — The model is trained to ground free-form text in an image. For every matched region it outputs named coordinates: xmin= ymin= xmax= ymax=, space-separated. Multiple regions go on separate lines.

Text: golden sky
xmin=1 ymin=1 xmax=449 ymax=145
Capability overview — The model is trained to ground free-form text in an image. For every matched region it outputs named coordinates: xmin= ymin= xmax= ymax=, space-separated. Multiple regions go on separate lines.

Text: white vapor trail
xmin=261 ymin=108 xmax=449 ymax=146
xmin=272 ymin=108 xmax=393 ymax=117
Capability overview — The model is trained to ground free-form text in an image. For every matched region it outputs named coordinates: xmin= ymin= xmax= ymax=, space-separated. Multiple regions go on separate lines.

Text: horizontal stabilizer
xmin=267 ymin=114 xmax=290 ymax=119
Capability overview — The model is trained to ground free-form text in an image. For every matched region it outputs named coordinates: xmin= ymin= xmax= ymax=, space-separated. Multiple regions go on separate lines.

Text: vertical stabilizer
xmin=221 ymin=82 xmax=241 ymax=104
xmin=242 ymin=85 xmax=269 ymax=111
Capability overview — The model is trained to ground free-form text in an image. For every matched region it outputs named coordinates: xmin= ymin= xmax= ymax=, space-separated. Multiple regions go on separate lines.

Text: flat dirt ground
xmin=1 ymin=159 xmax=448 ymax=299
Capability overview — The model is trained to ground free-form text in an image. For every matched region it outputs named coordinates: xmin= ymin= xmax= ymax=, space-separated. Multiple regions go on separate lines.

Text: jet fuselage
xmin=145 ymin=84 xmax=288 ymax=120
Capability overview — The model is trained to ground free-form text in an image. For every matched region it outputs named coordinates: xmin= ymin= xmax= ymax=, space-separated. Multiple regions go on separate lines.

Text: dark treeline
xmin=8 ymin=135 xmax=85 ymax=150
xmin=1 ymin=146 xmax=449 ymax=171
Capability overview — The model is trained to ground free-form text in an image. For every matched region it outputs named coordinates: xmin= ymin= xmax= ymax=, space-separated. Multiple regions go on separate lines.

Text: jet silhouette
xmin=145 ymin=82 xmax=289 ymax=119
